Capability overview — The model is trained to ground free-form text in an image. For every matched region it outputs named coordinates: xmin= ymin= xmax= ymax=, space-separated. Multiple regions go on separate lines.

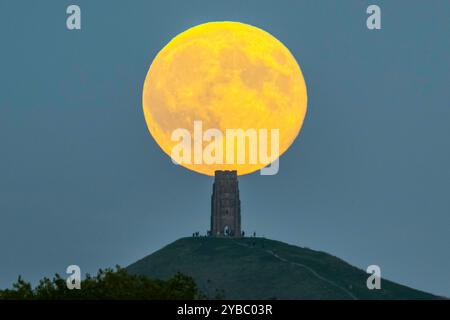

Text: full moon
xmin=143 ymin=22 xmax=307 ymax=176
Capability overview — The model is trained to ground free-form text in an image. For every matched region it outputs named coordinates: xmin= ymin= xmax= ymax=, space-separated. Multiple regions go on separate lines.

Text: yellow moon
xmin=143 ymin=22 xmax=307 ymax=176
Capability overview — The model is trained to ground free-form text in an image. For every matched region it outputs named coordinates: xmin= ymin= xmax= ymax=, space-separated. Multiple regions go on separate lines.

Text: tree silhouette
xmin=0 ymin=266 xmax=198 ymax=300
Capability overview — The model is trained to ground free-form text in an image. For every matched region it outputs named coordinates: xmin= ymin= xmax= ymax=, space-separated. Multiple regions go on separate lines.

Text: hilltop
xmin=127 ymin=237 xmax=439 ymax=300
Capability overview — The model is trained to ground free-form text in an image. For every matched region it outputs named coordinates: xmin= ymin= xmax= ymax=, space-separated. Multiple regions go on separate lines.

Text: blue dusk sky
xmin=0 ymin=1 xmax=449 ymax=296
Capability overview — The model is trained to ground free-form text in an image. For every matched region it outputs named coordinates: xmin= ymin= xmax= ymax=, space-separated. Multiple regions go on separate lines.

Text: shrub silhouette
xmin=0 ymin=266 xmax=197 ymax=300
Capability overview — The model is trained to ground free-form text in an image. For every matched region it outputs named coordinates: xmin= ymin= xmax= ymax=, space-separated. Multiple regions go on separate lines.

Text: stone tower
xmin=210 ymin=170 xmax=241 ymax=237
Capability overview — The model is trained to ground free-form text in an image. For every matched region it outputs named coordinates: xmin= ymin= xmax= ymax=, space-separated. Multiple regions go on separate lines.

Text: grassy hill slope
xmin=127 ymin=237 xmax=439 ymax=300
